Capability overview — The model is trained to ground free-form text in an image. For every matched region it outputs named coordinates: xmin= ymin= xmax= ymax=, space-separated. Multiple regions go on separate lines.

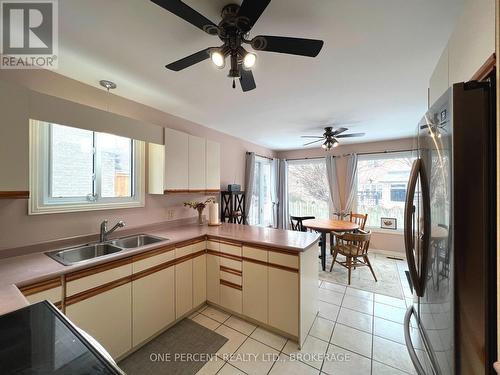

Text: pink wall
xmin=277 ymin=138 xmax=415 ymax=254
xmin=0 ymin=70 xmax=274 ymax=251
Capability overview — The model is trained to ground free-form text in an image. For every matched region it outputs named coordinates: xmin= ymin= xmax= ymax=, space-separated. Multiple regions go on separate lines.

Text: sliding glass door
xmin=249 ymin=157 xmax=273 ymax=227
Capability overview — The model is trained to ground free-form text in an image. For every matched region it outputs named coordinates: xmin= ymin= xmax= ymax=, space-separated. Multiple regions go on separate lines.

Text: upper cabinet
xmin=188 ymin=135 xmax=206 ymax=191
xmin=148 ymin=128 xmax=221 ymax=194
xmin=206 ymin=140 xmax=221 ymax=192
xmin=165 ymin=128 xmax=189 ymax=191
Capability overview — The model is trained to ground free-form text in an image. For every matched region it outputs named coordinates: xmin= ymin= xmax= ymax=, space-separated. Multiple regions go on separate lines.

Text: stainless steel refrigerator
xmin=404 ymin=80 xmax=496 ymax=375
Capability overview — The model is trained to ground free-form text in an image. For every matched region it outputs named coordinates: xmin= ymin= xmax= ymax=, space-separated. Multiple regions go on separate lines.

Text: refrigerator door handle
xmin=404 ymin=306 xmax=426 ymax=375
xmin=405 ymin=159 xmax=423 ymax=296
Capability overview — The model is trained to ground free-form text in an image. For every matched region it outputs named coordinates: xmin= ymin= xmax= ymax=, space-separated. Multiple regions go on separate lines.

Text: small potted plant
xmin=184 ymin=198 xmax=215 ymax=225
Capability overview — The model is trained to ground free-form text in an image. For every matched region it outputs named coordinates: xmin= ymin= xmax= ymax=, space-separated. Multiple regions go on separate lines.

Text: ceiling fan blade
xmin=336 ymin=133 xmax=366 ymax=138
xmin=332 ymin=127 xmax=348 ymax=135
xmin=165 ymin=48 xmax=212 ymax=71
xmin=150 ymin=0 xmax=219 ymax=35
xmin=237 ymin=0 xmax=271 ymax=32
xmin=251 ymin=35 xmax=324 ymax=57
xmin=240 ymin=68 xmax=256 ymax=92
xmin=301 ymin=136 xmax=324 ymax=138
xmin=303 ymin=139 xmax=324 ymax=146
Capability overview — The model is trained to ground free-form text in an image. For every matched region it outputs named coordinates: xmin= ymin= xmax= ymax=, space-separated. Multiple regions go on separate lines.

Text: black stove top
xmin=0 ymin=301 xmax=123 ymax=375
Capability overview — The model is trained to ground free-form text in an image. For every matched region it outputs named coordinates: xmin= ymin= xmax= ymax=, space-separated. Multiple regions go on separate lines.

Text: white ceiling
xmin=57 ymin=0 xmax=463 ymax=150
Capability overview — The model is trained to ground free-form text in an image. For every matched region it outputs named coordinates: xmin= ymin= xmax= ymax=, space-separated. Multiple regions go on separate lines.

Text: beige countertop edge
xmin=0 ymin=223 xmax=320 ymax=315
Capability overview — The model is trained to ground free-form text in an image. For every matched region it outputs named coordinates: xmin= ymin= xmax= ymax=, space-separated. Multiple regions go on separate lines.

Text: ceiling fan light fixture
xmin=332 ymin=140 xmax=339 ymax=147
xmin=210 ymin=50 xmax=225 ymax=68
xmin=243 ymin=52 xmax=256 ymax=69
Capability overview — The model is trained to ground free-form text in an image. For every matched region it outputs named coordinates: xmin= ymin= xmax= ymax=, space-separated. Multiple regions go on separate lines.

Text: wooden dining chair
xmin=329 ymin=229 xmax=377 ymax=285
xmin=349 ymin=212 xmax=368 ymax=230
xmin=290 ymin=216 xmax=315 ymax=232
xmin=330 ymin=212 xmax=368 ymax=254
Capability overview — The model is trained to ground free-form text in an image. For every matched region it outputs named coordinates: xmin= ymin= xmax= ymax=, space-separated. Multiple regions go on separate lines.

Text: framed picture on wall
xmin=381 ymin=217 xmax=397 ymax=230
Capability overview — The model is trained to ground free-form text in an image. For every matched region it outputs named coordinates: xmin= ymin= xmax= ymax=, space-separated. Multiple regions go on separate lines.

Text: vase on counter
xmin=197 ymin=208 xmax=204 ymax=225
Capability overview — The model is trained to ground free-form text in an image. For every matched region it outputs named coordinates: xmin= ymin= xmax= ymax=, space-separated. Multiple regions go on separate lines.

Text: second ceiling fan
xmin=302 ymin=127 xmax=365 ymax=150
xmin=150 ymin=0 xmax=324 ymax=92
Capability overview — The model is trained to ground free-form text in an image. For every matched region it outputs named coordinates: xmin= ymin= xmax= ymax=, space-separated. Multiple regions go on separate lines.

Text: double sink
xmin=46 ymin=234 xmax=168 ymax=266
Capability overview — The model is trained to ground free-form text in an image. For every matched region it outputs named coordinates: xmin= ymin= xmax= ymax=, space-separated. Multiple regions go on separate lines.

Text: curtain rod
xmin=247 ymin=152 xmax=274 ymax=160
xmin=285 ymin=149 xmax=416 ymax=161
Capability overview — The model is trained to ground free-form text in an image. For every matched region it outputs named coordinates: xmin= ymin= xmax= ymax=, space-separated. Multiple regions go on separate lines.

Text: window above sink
xmin=29 ymin=120 xmax=145 ymax=215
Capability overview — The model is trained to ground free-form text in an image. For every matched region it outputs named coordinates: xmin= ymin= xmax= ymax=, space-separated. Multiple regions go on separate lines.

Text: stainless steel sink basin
xmin=46 ymin=243 xmax=123 ymax=266
xmin=109 ymin=234 xmax=167 ymax=249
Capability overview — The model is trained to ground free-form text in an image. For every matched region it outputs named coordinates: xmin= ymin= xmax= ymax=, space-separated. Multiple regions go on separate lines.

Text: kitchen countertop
xmin=0 ymin=222 xmax=320 ymax=315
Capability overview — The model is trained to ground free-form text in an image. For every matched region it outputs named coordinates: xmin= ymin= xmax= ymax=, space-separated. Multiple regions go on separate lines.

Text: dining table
xmin=302 ymin=218 xmax=360 ymax=271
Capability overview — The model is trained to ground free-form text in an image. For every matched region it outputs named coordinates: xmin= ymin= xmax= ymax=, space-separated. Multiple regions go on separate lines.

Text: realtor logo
xmin=0 ymin=0 xmax=58 ymax=69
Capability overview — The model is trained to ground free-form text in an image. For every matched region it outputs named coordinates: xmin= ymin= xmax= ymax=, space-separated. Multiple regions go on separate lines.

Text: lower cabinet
xmin=175 ymin=259 xmax=193 ymax=318
xmin=132 ymin=267 xmax=175 ymax=346
xmin=206 ymin=254 xmax=220 ymax=304
xmin=242 ymin=261 xmax=268 ymax=324
xmin=193 ymin=254 xmax=206 ymax=307
xmin=65 ymin=282 xmax=132 ymax=359
xmin=268 ymin=267 xmax=299 ymax=336
xmin=220 ymin=282 xmax=242 ymax=314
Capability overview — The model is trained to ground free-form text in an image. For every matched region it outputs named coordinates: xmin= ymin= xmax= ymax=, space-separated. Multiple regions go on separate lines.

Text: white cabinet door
xmin=148 ymin=143 xmax=165 ymax=194
xmin=165 ymin=128 xmax=189 ymax=191
xmin=193 ymin=254 xmax=207 ymax=307
xmin=175 ymin=259 xmax=193 ymax=318
xmin=188 ymin=135 xmax=206 ymax=190
xmin=65 ymin=283 xmax=132 ymax=359
xmin=268 ymin=268 xmax=299 ymax=336
xmin=242 ymin=261 xmax=268 ymax=324
xmin=220 ymin=284 xmax=242 ymax=314
xmin=206 ymin=254 xmax=220 ymax=304
xmin=132 ymin=267 xmax=175 ymax=346
xmin=206 ymin=140 xmax=220 ymax=191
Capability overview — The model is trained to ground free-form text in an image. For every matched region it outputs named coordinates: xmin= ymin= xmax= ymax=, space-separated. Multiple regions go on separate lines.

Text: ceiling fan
xmin=150 ymin=0 xmax=324 ymax=92
xmin=302 ymin=127 xmax=365 ymax=150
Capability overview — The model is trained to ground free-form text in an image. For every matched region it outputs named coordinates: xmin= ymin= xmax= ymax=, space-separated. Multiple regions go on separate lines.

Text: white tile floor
xmin=192 ymin=270 xmax=421 ymax=375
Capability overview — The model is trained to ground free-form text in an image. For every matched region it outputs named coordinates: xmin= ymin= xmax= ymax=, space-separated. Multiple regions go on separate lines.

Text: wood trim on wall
xmin=0 ymin=191 xmax=30 ymax=199
xmin=18 ymin=277 xmax=62 ymax=296
xmin=65 ymin=275 xmax=132 ymax=306
xmin=65 ymin=257 xmax=132 ymax=282
xmin=471 ymin=53 xmax=496 ymax=82
xmin=220 ymin=279 xmax=242 ymax=291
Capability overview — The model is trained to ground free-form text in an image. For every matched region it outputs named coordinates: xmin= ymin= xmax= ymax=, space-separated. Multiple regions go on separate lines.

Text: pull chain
xmin=232 ymin=78 xmax=236 ymax=89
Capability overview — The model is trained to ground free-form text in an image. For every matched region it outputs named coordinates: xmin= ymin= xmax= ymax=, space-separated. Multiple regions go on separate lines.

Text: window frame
xmin=29 ymin=120 xmax=145 ymax=215
xmin=355 ymin=151 xmax=415 ymax=231
xmin=287 ymin=158 xmax=332 ymax=220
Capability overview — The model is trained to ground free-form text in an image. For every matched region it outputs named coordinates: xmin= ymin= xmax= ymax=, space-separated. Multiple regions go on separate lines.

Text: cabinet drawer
xmin=19 ymin=277 xmax=62 ymax=305
xmin=242 ymin=246 xmax=268 ymax=262
xmin=269 ymin=252 xmax=299 ymax=269
xmin=133 ymin=248 xmax=175 ymax=273
xmin=220 ymin=257 xmax=242 ymax=271
xmin=220 ymin=243 xmax=241 ymax=257
xmin=192 ymin=240 xmax=206 ymax=252
xmin=66 ymin=260 xmax=132 ymax=297
xmin=220 ymin=270 xmax=242 ymax=286
xmin=207 ymin=240 xmax=220 ymax=251
xmin=176 ymin=244 xmax=194 ymax=258
xmin=220 ymin=282 xmax=242 ymax=314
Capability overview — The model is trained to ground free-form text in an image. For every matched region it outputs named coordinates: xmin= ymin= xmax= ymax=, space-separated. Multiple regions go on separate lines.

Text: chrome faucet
xmin=100 ymin=220 xmax=125 ymax=242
